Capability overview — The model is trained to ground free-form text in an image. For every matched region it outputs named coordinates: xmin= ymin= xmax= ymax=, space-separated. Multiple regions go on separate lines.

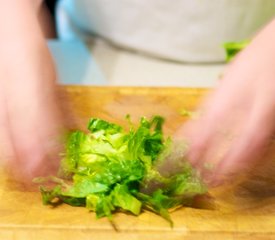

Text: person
xmin=0 ymin=1 xmax=275 ymax=184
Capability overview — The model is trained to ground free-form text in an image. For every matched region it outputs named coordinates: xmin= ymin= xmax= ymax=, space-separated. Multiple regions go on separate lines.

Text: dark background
xmin=45 ymin=0 xmax=58 ymax=16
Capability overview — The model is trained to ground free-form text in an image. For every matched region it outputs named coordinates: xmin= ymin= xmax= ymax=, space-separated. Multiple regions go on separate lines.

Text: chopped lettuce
xmin=224 ymin=40 xmax=249 ymax=62
xmin=35 ymin=116 xmax=207 ymax=226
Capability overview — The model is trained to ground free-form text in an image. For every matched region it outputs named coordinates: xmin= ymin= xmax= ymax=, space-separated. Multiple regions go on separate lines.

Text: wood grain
xmin=1 ymin=86 xmax=275 ymax=240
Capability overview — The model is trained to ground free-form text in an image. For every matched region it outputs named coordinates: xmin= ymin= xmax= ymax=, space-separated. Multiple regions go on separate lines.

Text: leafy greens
xmin=224 ymin=40 xmax=249 ymax=62
xmin=35 ymin=116 xmax=206 ymax=226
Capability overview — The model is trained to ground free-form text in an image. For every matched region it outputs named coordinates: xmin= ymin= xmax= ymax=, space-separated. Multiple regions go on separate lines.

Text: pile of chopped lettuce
xmin=35 ymin=116 xmax=206 ymax=225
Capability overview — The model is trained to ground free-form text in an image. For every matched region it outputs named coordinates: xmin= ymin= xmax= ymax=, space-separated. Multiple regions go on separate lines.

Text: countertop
xmin=2 ymin=86 xmax=275 ymax=240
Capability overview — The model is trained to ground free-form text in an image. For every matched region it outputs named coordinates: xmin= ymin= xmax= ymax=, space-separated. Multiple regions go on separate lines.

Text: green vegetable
xmin=224 ymin=40 xmax=249 ymax=62
xmin=34 ymin=116 xmax=207 ymax=226
xmin=179 ymin=108 xmax=200 ymax=119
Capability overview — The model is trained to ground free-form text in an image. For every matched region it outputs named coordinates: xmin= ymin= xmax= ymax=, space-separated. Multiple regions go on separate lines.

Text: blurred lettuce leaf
xmin=224 ymin=40 xmax=249 ymax=62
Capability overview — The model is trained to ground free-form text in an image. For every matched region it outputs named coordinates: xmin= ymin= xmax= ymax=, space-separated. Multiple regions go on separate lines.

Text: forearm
xmin=0 ymin=1 xmax=45 ymax=46
xmin=252 ymin=18 xmax=275 ymax=46
xmin=238 ymin=18 xmax=275 ymax=63
xmin=0 ymin=1 xmax=55 ymax=84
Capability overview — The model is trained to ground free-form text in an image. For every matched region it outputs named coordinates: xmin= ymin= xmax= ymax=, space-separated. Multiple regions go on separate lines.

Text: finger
xmin=7 ymin=79 xmax=61 ymax=179
xmin=214 ymin=103 xmax=275 ymax=182
xmin=34 ymin=95 xmax=64 ymax=174
xmin=0 ymin=93 xmax=15 ymax=165
xmin=183 ymin=86 xmax=237 ymax=167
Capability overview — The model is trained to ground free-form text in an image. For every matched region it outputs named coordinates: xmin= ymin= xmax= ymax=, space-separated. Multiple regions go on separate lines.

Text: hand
xmin=177 ymin=19 xmax=275 ymax=184
xmin=0 ymin=48 xmax=64 ymax=181
xmin=0 ymin=1 xmax=64 ymax=182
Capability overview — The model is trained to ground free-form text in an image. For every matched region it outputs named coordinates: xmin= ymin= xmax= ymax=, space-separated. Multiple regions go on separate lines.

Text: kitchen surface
xmin=1 ymin=86 xmax=275 ymax=240
xmin=49 ymin=39 xmax=224 ymax=87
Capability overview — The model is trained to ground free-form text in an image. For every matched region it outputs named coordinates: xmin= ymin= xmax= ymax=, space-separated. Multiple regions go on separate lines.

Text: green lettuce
xmin=224 ymin=40 xmax=249 ymax=62
xmin=35 ymin=116 xmax=206 ymax=226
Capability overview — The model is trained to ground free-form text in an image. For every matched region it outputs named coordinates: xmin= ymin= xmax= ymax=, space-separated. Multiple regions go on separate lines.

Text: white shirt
xmin=56 ymin=0 xmax=275 ymax=63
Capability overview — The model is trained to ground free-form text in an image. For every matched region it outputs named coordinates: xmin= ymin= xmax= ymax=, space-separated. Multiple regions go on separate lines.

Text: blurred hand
xmin=0 ymin=1 xmax=64 ymax=181
xmin=0 ymin=49 xmax=63 ymax=181
xmin=177 ymin=19 xmax=275 ymax=184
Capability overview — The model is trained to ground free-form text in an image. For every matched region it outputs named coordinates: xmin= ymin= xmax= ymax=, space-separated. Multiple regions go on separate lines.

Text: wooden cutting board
xmin=1 ymin=86 xmax=275 ymax=240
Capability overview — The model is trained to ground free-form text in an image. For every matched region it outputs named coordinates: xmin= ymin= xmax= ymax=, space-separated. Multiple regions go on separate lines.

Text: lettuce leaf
xmin=224 ymin=40 xmax=249 ymax=62
xmin=35 ymin=116 xmax=207 ymax=226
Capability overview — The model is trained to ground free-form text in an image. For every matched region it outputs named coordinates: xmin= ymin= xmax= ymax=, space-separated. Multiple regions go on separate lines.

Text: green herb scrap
xmin=224 ymin=40 xmax=249 ymax=62
xmin=35 ymin=116 xmax=207 ymax=225
xmin=179 ymin=108 xmax=200 ymax=119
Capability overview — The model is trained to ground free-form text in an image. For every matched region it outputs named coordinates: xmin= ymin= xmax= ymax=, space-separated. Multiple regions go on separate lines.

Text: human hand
xmin=0 ymin=1 xmax=64 ymax=182
xmin=0 ymin=49 xmax=64 ymax=182
xmin=177 ymin=19 xmax=275 ymax=184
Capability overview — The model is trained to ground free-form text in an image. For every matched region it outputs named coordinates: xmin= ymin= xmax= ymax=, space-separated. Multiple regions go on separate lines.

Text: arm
xmin=178 ymin=19 xmax=275 ymax=184
xmin=0 ymin=1 xmax=62 ymax=180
